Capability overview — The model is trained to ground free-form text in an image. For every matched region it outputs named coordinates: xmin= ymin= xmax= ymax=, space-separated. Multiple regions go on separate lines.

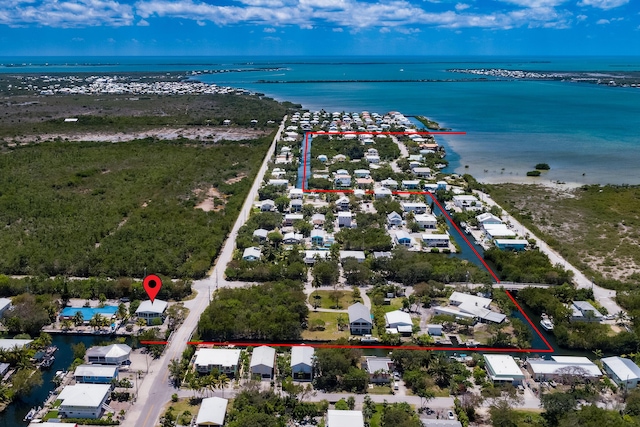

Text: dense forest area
xmin=0 ymin=136 xmax=271 ymax=279
xmin=484 ymin=247 xmax=574 ymax=285
xmin=196 ymin=281 xmax=308 ymax=341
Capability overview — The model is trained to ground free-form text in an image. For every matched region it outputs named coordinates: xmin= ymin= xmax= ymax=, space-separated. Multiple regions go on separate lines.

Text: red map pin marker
xmin=143 ymin=274 xmax=162 ymax=303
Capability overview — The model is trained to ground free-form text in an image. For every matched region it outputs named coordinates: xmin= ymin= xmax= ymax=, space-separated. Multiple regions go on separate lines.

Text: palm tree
xmin=73 ymin=311 xmax=84 ymax=326
xmin=218 ymin=374 xmax=230 ymax=397
xmin=616 ymin=311 xmax=630 ymax=328
xmin=168 ymin=358 xmax=184 ymax=388
xmin=62 ymin=319 xmax=73 ymax=331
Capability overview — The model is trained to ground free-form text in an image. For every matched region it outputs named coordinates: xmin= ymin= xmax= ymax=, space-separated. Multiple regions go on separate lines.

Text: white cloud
xmin=71 ymin=36 xmax=83 ymax=41
xmin=137 ymin=18 xmax=149 ymax=25
xmin=577 ymin=0 xmax=629 ymax=9
xmin=197 ymin=20 xmax=206 ymax=25
xmin=576 ymin=14 xmax=587 ymax=20
xmin=263 ymin=27 xmax=276 ymax=32
xmin=455 ymin=3 xmax=470 ymax=10
xmin=396 ymin=27 xmax=421 ymax=33
xmin=0 ymin=0 xmax=134 ymax=27
xmin=332 ymin=27 xmax=343 ymax=31
xmin=379 ymin=27 xmax=391 ymax=33
xmin=596 ymin=18 xmax=609 ymax=24
xmin=499 ymin=0 xmax=566 ymax=7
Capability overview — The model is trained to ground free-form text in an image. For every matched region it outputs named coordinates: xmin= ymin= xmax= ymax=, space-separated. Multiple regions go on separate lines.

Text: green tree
xmin=72 ymin=342 xmax=86 ymax=360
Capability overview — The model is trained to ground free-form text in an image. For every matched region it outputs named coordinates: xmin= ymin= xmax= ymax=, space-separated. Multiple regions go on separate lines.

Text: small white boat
xmin=540 ymin=314 xmax=554 ymax=331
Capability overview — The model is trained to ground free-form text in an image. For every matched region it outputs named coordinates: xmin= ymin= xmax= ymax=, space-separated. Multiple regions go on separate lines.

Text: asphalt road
xmin=123 ymin=117 xmax=287 ymax=427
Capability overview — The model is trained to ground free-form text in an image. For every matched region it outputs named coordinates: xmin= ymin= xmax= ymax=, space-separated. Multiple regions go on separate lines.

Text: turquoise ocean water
xmin=2 ymin=56 xmax=639 ymax=184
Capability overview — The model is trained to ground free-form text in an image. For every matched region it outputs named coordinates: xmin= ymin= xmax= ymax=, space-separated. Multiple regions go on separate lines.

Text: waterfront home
xmin=526 ymin=356 xmax=602 ymax=382
xmin=381 ymin=178 xmax=398 ymax=189
xmin=452 ymin=195 xmax=480 ymax=211
xmin=402 ymin=180 xmax=420 ymax=190
xmin=395 ymin=231 xmax=413 ymax=247
xmin=135 ymin=299 xmax=168 ymax=325
xmin=338 ymin=211 xmax=353 ymax=228
xmin=271 ymin=168 xmax=286 ymax=178
xmin=195 ymin=397 xmax=228 ymax=427
xmin=194 ymin=348 xmax=242 ymax=376
xmin=260 ymin=199 xmax=275 ymax=212
xmin=484 ymin=354 xmax=525 ymax=386
xmin=424 ymin=183 xmax=438 ymax=193
xmin=484 ymin=224 xmax=516 ymax=239
xmin=602 ymin=357 xmax=640 ymax=389
xmin=427 ymin=324 xmax=443 ymax=336
xmin=284 ymin=213 xmax=304 ymax=226
xmin=312 ymin=213 xmax=326 ymax=226
xmin=348 ymin=303 xmax=372 ymax=335
xmin=242 ymin=247 xmax=262 ymax=261
xmin=476 ymin=212 xmax=502 ymax=228
xmin=253 ymin=228 xmax=269 ymax=242
xmin=311 ymin=229 xmax=326 ymax=246
xmin=422 ymin=234 xmax=450 ymax=248
xmin=334 ymin=174 xmax=352 ymax=187
xmin=291 ymin=346 xmax=315 ymax=381
xmin=415 ymin=214 xmax=437 ymax=229
xmin=401 ymin=202 xmax=428 ymax=214
xmin=408 ymin=154 xmax=423 ymax=162
xmin=448 ymin=292 xmax=506 ymax=323
xmin=304 ymin=250 xmax=329 ymax=264
xmin=327 ymin=410 xmax=365 ymax=427
xmin=86 ymin=344 xmax=132 ymax=366
xmin=495 ymin=239 xmax=529 ymax=251
xmin=289 ymin=188 xmax=304 ymax=199
xmin=437 ymin=181 xmax=447 ymax=191
xmin=570 ymin=301 xmax=603 ymax=322
xmin=387 ymin=211 xmax=403 ymax=227
xmin=365 ymin=357 xmax=394 ymax=383
xmin=0 ymin=338 xmax=32 ymax=351
xmin=336 ymin=196 xmax=351 ymax=211
xmin=385 ymin=310 xmax=413 ymax=334
xmin=250 ymin=346 xmax=276 ymax=379
xmin=0 ymin=298 xmax=11 ymax=317
xmin=374 ymin=187 xmax=393 ymax=199
xmin=74 ymin=364 xmax=118 ymax=384
xmin=412 ymin=167 xmax=432 ymax=178
xmin=57 ymin=383 xmax=112 ymax=419
xmin=340 ymin=250 xmax=366 ymax=263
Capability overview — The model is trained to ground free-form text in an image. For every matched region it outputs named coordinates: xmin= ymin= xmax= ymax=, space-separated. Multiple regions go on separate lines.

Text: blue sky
xmin=0 ymin=0 xmax=638 ymax=55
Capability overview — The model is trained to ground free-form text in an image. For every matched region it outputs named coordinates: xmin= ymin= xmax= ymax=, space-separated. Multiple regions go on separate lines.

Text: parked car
xmin=447 ymin=410 xmax=455 ymax=420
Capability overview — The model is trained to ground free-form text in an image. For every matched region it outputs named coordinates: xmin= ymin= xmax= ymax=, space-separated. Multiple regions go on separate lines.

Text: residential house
xmin=74 ymin=365 xmax=118 ymax=384
xmin=283 ymin=232 xmax=303 ymax=245
xmin=387 ymin=211 xmax=403 ymax=227
xmin=291 ymin=346 xmax=315 ymax=381
xmin=86 ymin=344 xmax=131 ymax=366
xmin=426 ymin=324 xmax=443 ymax=336
xmin=57 ymin=384 xmax=112 ymax=419
xmin=268 ymin=179 xmax=289 ymax=187
xmin=366 ymin=154 xmax=380 ymax=164
xmin=284 ymin=213 xmax=304 ymax=226
xmin=452 ymin=195 xmax=480 ymax=211
xmin=195 ymin=397 xmax=228 ymax=427
xmin=135 ymin=299 xmax=168 ymax=325
xmin=340 ymin=251 xmax=366 ymax=263
xmin=356 ymin=177 xmax=374 ymax=189
xmin=354 ymin=169 xmax=370 ymax=178
xmin=526 ymin=356 xmax=602 ymax=382
xmin=311 ymin=229 xmax=326 ymax=246
xmin=304 ymin=250 xmax=329 ymax=264
xmin=290 ymin=199 xmax=303 ymax=212
xmin=422 ymin=234 xmax=450 ymax=248
xmin=381 ymin=178 xmax=399 ymax=189
xmin=327 ymin=410 xmax=365 ymax=427
xmin=484 ymin=354 xmax=525 ymax=386
xmin=412 ymin=167 xmax=432 ymax=178
xmin=194 ymin=348 xmax=242 ymax=376
xmin=253 ymin=228 xmax=269 ymax=242
xmin=348 ymin=303 xmax=373 ymax=335
xmin=333 ymin=154 xmax=347 ymax=162
xmin=437 ymin=181 xmax=447 ymax=191
xmin=260 ymin=199 xmax=275 ymax=212
xmin=250 ymin=346 xmax=276 ymax=379
xmin=0 ymin=339 xmax=30 ymax=351
xmin=365 ymin=357 xmax=394 ymax=383
xmin=374 ymin=187 xmax=393 ymax=199
xmin=338 ymin=211 xmax=353 ymax=228
xmin=242 ymin=247 xmax=262 ymax=261
xmin=476 ymin=213 xmax=502 ymax=228
xmin=336 ymin=196 xmax=351 ymax=211
xmin=602 ymin=357 xmax=640 ymax=389
xmin=484 ymin=224 xmax=516 ymax=239
xmin=0 ymin=298 xmax=11 ymax=317
xmin=495 ymin=239 xmax=529 ymax=251
xmin=312 ymin=213 xmax=326 ymax=226
xmin=395 ymin=231 xmax=413 ymax=247
xmin=415 ymin=214 xmax=437 ymax=229
xmin=401 ymin=202 xmax=428 ymax=214
xmin=385 ymin=310 xmax=413 ymax=335
xmin=570 ymin=301 xmax=603 ymax=322
xmin=334 ymin=174 xmax=352 ymax=187
xmin=402 ymin=180 xmax=420 ymax=190
xmin=289 ymin=188 xmax=304 ymax=199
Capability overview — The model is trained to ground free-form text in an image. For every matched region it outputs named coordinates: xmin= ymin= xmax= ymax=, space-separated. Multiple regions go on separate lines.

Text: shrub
xmin=526 ymin=170 xmax=541 ymax=177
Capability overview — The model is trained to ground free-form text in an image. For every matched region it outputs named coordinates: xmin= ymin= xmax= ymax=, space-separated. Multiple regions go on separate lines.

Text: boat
xmin=540 ymin=314 xmax=554 ymax=331
xmin=40 ymin=356 xmax=55 ymax=369
xmin=23 ymin=408 xmax=37 ymax=421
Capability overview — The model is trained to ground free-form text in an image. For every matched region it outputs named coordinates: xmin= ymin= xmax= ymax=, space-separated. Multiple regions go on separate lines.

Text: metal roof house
xmin=86 ymin=344 xmax=131 ymax=366
xmin=526 ymin=356 xmax=602 ymax=381
xmin=250 ymin=346 xmax=276 ymax=379
xmin=348 ymin=303 xmax=372 ymax=335
xmin=57 ymin=383 xmax=112 ymax=419
xmin=483 ymin=354 xmax=525 ymax=385
xmin=0 ymin=338 xmax=32 ymax=351
xmin=74 ymin=364 xmax=118 ymax=384
xmin=602 ymin=356 xmax=640 ymax=389
xmin=0 ymin=298 xmax=11 ymax=317
xmin=291 ymin=346 xmax=315 ymax=381
xmin=387 ymin=211 xmax=403 ymax=227
xmin=385 ymin=310 xmax=413 ymax=334
xmin=194 ymin=348 xmax=242 ymax=376
xmin=195 ymin=397 xmax=228 ymax=426
xmin=242 ymin=247 xmax=262 ymax=261
xmin=327 ymin=410 xmax=365 ymax=427
xmin=135 ymin=299 xmax=168 ymax=325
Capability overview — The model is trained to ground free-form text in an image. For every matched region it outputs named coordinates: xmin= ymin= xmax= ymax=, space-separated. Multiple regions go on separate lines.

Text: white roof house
xmin=458 ymin=302 xmax=506 ymax=323
xmin=415 ymin=214 xmax=437 ymax=228
xmin=253 ymin=228 xmax=269 ymax=240
xmin=86 ymin=344 xmax=131 ymax=365
xmin=242 ymin=247 xmax=262 ymax=261
xmin=452 ymin=195 xmax=480 ymax=210
xmin=449 ymin=292 xmax=491 ymax=308
xmin=395 ymin=230 xmax=413 ymax=247
xmin=339 ymin=250 xmax=366 ymax=262
xmin=527 ymin=356 xmax=602 ymax=381
xmin=571 ymin=301 xmax=603 ymax=321
xmin=484 ymin=354 xmax=525 ymax=385
xmin=602 ymin=356 xmax=640 ymax=389
xmin=374 ymin=187 xmax=393 ymax=198
xmin=291 ymin=346 xmax=315 ymax=380
xmin=57 ymin=384 xmax=111 ymax=419
xmin=0 ymin=338 xmax=32 ymax=351
xmin=195 ymin=397 xmax=228 ymax=426
xmin=135 ymin=299 xmax=168 ymax=318
xmin=250 ymin=346 xmax=276 ymax=379
xmin=387 ymin=211 xmax=403 ymax=226
xmin=327 ymin=410 xmax=365 ymax=427
xmin=0 ymin=298 xmax=11 ymax=317
xmin=289 ymin=188 xmax=304 ymax=199
xmin=422 ymin=234 xmax=450 ymax=247
xmin=385 ymin=310 xmax=413 ymax=334
xmin=74 ymin=365 xmax=118 ymax=384
xmin=304 ymin=250 xmax=329 ymax=264
xmin=194 ymin=348 xmax=242 ymax=375
xmin=484 ymin=224 xmax=516 ymax=239
xmin=476 ymin=212 xmax=502 ymax=226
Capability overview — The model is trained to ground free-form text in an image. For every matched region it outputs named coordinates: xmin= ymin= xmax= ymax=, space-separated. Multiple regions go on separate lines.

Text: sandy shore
xmin=477 ymin=175 xmax=585 ymax=190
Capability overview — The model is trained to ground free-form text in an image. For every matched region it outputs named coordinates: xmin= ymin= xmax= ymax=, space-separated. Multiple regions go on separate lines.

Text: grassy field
xmin=0 ymin=137 xmax=271 ymax=278
xmin=309 ymin=290 xmax=361 ymax=309
xmin=487 ymin=183 xmax=640 ymax=290
xmin=160 ymin=397 xmax=201 ymax=426
xmin=301 ymin=311 xmax=349 ymax=341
